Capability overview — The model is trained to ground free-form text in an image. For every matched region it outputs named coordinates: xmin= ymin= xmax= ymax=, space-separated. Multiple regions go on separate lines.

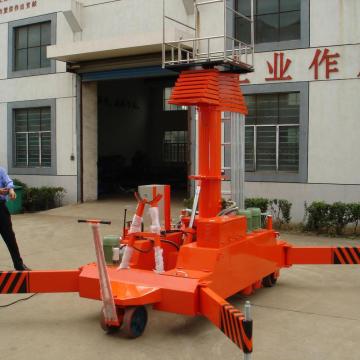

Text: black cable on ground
xmin=0 ymin=293 xmax=38 ymax=308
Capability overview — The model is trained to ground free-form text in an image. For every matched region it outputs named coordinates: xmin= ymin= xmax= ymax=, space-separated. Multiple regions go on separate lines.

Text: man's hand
xmin=0 ymin=188 xmax=9 ymax=195
xmin=8 ymin=189 xmax=16 ymax=200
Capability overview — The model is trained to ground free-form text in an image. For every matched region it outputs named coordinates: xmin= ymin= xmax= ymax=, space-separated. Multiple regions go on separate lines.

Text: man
xmin=0 ymin=167 xmax=30 ymax=271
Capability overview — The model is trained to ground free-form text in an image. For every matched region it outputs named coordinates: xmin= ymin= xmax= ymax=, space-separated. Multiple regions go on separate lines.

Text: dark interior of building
xmin=97 ymin=77 xmax=189 ymax=197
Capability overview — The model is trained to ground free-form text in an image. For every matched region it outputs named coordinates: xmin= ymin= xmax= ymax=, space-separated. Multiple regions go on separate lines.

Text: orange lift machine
xmin=1 ymin=69 xmax=360 ymax=359
xmin=2 ymin=2 xmax=359 ymax=359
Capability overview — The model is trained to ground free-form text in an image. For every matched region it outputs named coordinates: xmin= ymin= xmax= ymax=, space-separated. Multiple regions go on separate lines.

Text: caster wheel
xmin=262 ymin=273 xmax=277 ymax=288
xmin=122 ymin=306 xmax=148 ymax=338
xmin=99 ymin=307 xmax=122 ymax=333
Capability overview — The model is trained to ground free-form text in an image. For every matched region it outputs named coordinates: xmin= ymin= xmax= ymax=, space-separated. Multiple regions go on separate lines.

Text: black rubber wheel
xmin=99 ymin=307 xmax=121 ymax=333
xmin=262 ymin=273 xmax=277 ymax=288
xmin=122 ymin=306 xmax=148 ymax=338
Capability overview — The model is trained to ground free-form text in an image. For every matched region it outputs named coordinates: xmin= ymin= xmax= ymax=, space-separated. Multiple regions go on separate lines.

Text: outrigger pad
xmin=200 ymin=287 xmax=253 ymax=354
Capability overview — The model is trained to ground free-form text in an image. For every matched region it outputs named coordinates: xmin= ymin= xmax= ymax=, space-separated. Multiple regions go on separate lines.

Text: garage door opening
xmin=97 ymin=77 xmax=189 ymax=198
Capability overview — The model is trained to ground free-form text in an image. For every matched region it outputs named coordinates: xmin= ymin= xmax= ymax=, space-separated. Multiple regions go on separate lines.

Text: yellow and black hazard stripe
xmin=333 ymin=247 xmax=360 ymax=265
xmin=220 ymin=304 xmax=253 ymax=354
xmin=0 ymin=271 xmax=29 ymax=294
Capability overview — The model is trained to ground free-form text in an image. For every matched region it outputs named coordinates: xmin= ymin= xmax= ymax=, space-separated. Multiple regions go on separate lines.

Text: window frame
xmin=242 ymin=82 xmax=308 ymax=183
xmin=235 ymin=0 xmax=309 ymax=53
xmin=7 ymin=99 xmax=57 ymax=175
xmin=14 ymin=107 xmax=52 ymax=168
xmin=163 ymin=87 xmax=188 ymax=112
xmin=245 ymin=92 xmax=301 ymax=172
xmin=8 ymin=14 xmax=57 ymax=78
xmin=245 ymin=123 xmax=300 ymax=172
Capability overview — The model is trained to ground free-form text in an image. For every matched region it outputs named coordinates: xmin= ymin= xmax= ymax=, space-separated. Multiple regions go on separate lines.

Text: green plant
xmin=328 ymin=202 xmax=351 ymax=235
xmin=24 ymin=186 xmax=66 ymax=212
xmin=270 ymin=199 xmax=292 ymax=228
xmin=245 ymin=198 xmax=269 ymax=213
xmin=348 ymin=203 xmax=360 ymax=234
xmin=304 ymin=201 xmax=355 ymax=235
xmin=304 ymin=201 xmax=332 ymax=232
xmin=279 ymin=199 xmax=292 ymax=224
xmin=12 ymin=178 xmax=28 ymax=189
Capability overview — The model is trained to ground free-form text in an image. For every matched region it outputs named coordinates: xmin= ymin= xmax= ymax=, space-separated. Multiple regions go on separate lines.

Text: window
xmin=245 ymin=92 xmax=300 ymax=172
xmin=163 ymin=87 xmax=188 ymax=111
xmin=14 ymin=22 xmax=51 ymax=71
xmin=14 ymin=107 xmax=52 ymax=168
xmin=8 ymin=99 xmax=56 ymax=175
xmin=236 ymin=0 xmax=302 ymax=46
xmin=8 ymin=14 xmax=56 ymax=78
xmin=163 ymin=131 xmax=188 ymax=163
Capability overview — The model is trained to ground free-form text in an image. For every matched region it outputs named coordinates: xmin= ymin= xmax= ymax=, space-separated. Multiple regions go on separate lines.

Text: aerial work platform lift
xmin=1 ymin=1 xmax=359 ymax=359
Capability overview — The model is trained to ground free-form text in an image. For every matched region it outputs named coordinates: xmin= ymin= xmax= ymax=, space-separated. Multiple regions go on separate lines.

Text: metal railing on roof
xmin=162 ymin=0 xmax=254 ymax=72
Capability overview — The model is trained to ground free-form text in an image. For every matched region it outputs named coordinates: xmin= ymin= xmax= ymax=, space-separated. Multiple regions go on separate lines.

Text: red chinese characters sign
xmin=241 ymin=48 xmax=349 ymax=85
xmin=265 ymin=52 xmax=293 ymax=81
xmin=0 ymin=1 xmax=38 ymax=15
xmin=309 ymin=48 xmax=340 ymax=80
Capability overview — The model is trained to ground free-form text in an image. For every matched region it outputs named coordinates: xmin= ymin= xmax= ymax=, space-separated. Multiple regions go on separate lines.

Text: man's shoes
xmin=15 ymin=263 xmax=31 ymax=271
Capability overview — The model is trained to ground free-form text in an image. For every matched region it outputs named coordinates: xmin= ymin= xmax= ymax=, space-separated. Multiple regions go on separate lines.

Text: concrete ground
xmin=1 ymin=197 xmax=360 ymax=360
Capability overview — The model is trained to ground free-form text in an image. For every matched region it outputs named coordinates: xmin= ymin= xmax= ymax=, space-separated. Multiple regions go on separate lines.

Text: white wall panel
xmin=310 ymin=0 xmax=360 ymax=47
xmin=308 ymin=79 xmax=360 ymax=184
xmin=56 ymin=97 xmax=77 ymax=176
xmin=0 ymin=23 xmax=7 ymax=79
xmin=0 ymin=0 xmax=71 ymax=24
xmin=0 ymin=73 xmax=75 ymax=103
xmin=82 ymin=81 xmax=97 ymax=201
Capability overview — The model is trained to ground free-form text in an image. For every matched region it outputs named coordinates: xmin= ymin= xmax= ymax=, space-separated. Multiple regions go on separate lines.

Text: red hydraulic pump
xmin=1 ymin=69 xmax=360 ymax=359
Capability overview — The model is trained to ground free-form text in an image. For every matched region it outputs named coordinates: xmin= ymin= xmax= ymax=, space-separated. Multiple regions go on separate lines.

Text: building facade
xmin=0 ymin=0 xmax=359 ymax=221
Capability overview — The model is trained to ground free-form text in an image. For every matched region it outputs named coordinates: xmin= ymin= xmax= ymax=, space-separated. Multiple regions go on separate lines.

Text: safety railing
xmin=162 ymin=0 xmax=254 ymax=71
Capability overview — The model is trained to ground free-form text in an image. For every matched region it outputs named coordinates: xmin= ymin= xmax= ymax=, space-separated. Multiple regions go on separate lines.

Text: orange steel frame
xmin=1 ymin=69 xmax=359 ymax=356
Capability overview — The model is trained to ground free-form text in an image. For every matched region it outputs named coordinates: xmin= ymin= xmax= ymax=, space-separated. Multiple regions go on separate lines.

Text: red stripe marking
xmin=0 ymin=272 xmax=8 ymax=285
xmin=224 ymin=305 xmax=233 ymax=340
xmin=340 ymin=247 xmax=353 ymax=264
xmin=333 ymin=248 xmax=346 ymax=264
xmin=227 ymin=308 xmax=239 ymax=346
xmin=349 ymin=247 xmax=360 ymax=264
xmin=353 ymin=247 xmax=360 ymax=261
xmin=224 ymin=306 xmax=233 ymax=340
xmin=12 ymin=272 xmax=27 ymax=294
xmin=233 ymin=313 xmax=244 ymax=349
xmin=1 ymin=272 xmax=17 ymax=294
xmin=346 ymin=247 xmax=359 ymax=264
xmin=239 ymin=321 xmax=253 ymax=352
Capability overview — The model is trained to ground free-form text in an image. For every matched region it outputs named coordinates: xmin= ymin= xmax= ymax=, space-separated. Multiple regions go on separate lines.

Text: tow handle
xmin=78 ymin=219 xmax=111 ymax=225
